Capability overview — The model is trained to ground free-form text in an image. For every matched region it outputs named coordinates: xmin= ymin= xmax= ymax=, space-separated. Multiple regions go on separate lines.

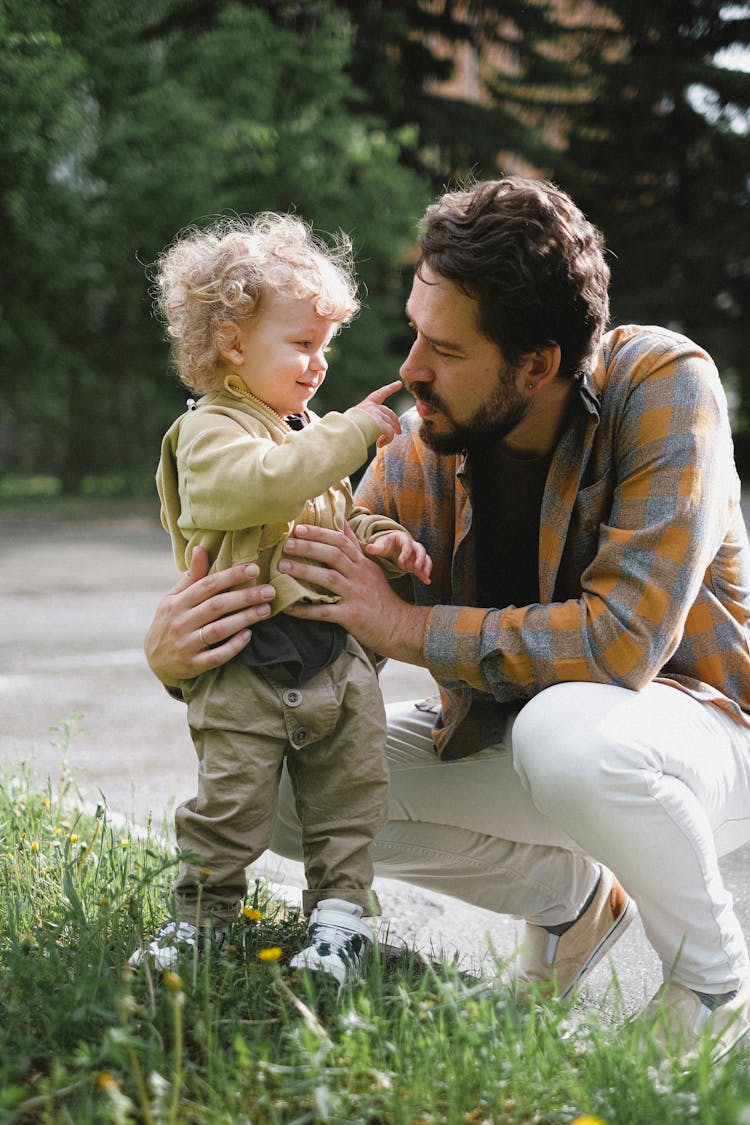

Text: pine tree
xmin=541 ymin=1 xmax=750 ymax=451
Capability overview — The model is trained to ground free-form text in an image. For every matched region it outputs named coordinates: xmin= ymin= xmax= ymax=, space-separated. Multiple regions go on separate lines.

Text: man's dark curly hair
xmin=417 ymin=177 xmax=610 ymax=379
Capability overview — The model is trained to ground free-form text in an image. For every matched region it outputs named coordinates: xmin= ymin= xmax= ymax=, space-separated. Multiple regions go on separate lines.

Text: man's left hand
xmin=279 ymin=522 xmax=429 ymax=666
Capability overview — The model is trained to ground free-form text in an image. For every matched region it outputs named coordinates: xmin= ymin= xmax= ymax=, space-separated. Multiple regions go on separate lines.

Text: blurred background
xmin=1 ymin=0 xmax=749 ymax=503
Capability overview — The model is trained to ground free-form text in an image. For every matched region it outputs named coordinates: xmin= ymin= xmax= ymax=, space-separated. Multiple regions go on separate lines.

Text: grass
xmin=0 ymin=474 xmax=157 ymax=504
xmin=2 ymin=759 xmax=750 ymax=1125
xmin=0 ymin=475 xmax=159 ymax=528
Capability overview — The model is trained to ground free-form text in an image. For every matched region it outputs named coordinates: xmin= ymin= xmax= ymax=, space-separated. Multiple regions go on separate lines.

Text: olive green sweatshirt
xmin=156 ymin=375 xmax=407 ymax=616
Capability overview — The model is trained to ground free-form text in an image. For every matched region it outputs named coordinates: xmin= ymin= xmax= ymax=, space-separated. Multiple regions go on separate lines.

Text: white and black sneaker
xmin=128 ymin=920 xmax=229 ymax=971
xmin=290 ymin=899 xmax=373 ymax=985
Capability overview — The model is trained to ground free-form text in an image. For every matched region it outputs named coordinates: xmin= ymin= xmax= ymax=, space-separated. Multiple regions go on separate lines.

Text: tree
xmin=326 ymin=0 xmax=572 ymax=187
xmin=535 ymin=1 xmax=750 ymax=455
xmin=0 ymin=0 xmax=91 ymax=485
xmin=0 ymin=0 xmax=429 ymax=488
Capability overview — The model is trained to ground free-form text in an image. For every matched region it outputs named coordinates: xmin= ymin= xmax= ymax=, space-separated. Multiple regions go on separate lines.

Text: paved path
xmin=2 ymin=500 xmax=748 ymax=1018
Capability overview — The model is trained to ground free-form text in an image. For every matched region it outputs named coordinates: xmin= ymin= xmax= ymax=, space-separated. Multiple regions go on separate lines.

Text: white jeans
xmin=271 ymin=680 xmax=750 ymax=993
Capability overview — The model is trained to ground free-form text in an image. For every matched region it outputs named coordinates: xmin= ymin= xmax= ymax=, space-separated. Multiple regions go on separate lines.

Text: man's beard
xmin=413 ymin=366 xmax=530 ymax=455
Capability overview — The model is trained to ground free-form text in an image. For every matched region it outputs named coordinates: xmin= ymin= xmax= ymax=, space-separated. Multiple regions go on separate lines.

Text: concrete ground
xmin=1 ymin=500 xmax=748 ymax=1019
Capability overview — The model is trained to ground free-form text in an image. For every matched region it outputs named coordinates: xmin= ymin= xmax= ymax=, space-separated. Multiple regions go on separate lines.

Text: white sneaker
xmin=290 ymin=899 xmax=373 ymax=985
xmin=128 ymin=920 xmax=229 ymax=971
xmin=638 ymin=977 xmax=750 ymax=1065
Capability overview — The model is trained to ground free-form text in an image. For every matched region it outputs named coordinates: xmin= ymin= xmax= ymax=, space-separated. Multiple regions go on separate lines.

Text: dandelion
xmin=44 ymin=797 xmax=51 ymax=809
xmin=120 ymin=838 xmax=130 ymax=847
xmin=54 ymin=827 xmax=62 ymax=836
xmin=242 ymin=906 xmax=263 ymax=921
xmin=69 ymin=834 xmax=78 ymax=844
xmin=30 ymin=841 xmax=39 ymax=852
xmin=97 ymin=1070 xmax=135 ymax=1119
xmin=164 ymin=971 xmax=183 ymax=992
xmin=258 ymin=946 xmax=283 ymax=962
xmin=572 ymin=1117 xmax=606 ymax=1125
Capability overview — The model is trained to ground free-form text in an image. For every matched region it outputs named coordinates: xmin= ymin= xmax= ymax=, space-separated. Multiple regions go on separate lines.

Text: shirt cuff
xmin=423 ymin=605 xmax=490 ymax=691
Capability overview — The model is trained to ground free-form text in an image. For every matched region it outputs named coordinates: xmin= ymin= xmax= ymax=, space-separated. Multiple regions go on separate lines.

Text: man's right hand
xmin=144 ymin=546 xmax=276 ymax=688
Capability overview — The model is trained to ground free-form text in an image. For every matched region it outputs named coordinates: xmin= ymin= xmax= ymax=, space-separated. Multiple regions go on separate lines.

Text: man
xmin=145 ymin=177 xmax=750 ymax=1061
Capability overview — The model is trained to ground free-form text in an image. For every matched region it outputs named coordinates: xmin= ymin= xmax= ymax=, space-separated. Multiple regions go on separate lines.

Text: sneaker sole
xmin=561 ymin=895 xmax=638 ymax=999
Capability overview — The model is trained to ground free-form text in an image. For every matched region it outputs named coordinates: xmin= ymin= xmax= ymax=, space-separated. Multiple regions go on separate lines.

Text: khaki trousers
xmin=173 ymin=634 xmax=388 ymax=923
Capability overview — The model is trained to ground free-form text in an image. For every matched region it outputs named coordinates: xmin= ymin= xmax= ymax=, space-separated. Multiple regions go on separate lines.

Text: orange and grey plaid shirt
xmin=356 ymin=324 xmax=750 ymax=760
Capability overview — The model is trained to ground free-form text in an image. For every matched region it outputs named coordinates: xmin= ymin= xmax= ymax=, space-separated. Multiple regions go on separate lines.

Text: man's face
xmin=400 ymin=264 xmax=530 ymax=453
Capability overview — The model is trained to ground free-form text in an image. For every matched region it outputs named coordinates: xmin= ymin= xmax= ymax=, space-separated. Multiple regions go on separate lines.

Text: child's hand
xmin=366 ymin=531 xmax=432 ymax=584
xmin=356 ymin=380 xmax=404 ymax=447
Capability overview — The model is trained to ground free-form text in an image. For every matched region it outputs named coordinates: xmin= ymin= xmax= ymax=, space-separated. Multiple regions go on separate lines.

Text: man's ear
xmin=217 ymin=321 xmax=244 ymax=366
xmin=519 ymin=342 xmax=561 ymax=392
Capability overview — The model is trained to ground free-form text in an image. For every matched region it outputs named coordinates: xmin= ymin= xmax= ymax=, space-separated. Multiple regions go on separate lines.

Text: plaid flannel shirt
xmin=356 ymin=324 xmax=750 ymax=760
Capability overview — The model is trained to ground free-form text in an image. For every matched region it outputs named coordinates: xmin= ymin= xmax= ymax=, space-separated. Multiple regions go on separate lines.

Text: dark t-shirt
xmin=470 ymin=443 xmax=552 ymax=609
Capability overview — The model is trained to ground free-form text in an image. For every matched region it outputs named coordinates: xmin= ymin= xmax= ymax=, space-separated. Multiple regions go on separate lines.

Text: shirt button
xmin=292 ymin=727 xmax=308 ymax=746
xmin=282 ymin=689 xmax=302 ymax=707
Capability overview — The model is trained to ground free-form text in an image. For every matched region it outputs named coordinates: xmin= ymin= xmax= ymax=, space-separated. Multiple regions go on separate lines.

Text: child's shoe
xmin=290 ymin=898 xmax=373 ymax=985
xmin=129 ymin=920 xmax=229 ymax=970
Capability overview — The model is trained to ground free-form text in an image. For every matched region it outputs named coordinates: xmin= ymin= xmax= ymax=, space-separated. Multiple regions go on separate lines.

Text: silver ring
xmin=199 ymin=626 xmax=208 ymax=648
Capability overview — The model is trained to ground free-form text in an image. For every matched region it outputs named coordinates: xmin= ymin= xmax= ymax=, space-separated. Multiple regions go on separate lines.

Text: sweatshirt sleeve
xmin=346 ymin=504 xmax=413 ymax=578
xmin=177 ymin=406 xmax=382 ymax=530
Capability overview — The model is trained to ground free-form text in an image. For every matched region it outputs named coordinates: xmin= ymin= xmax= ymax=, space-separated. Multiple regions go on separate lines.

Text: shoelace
xmin=155 ymin=921 xmax=228 ymax=952
xmin=308 ymin=922 xmax=365 ymax=959
xmin=156 ymin=922 xmax=200 ymax=947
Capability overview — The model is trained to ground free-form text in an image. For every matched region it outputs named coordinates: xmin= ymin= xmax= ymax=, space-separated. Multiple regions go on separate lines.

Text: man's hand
xmin=279 ymin=523 xmax=430 ymax=664
xmin=144 ymin=547 xmax=276 ymax=687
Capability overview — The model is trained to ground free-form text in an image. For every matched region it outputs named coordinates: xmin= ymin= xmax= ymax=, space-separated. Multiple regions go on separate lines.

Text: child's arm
xmin=174 ymin=380 xmax=403 ymax=529
xmin=365 ymin=530 xmax=432 ymax=585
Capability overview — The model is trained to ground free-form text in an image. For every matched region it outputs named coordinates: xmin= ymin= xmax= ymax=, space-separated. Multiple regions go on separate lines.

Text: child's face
xmin=233 ymin=291 xmax=339 ymax=417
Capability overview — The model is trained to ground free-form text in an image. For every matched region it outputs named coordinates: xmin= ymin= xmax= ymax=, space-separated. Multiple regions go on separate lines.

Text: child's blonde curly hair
xmin=153 ymin=212 xmax=360 ymax=394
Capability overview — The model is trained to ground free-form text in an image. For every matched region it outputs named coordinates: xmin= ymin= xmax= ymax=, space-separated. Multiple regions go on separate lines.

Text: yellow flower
xmin=572 ymin=1117 xmax=606 ymax=1125
xmin=54 ymin=827 xmax=62 ymax=836
xmin=69 ymin=834 xmax=78 ymax=844
xmin=163 ymin=971 xmax=183 ymax=991
xmin=258 ymin=946 xmax=283 ymax=962
xmin=242 ymin=907 xmax=263 ymax=922
xmin=97 ymin=1072 xmax=120 ymax=1093
xmin=119 ymin=838 xmax=129 ymax=847
xmin=44 ymin=797 xmax=51 ymax=809
xmin=30 ymin=841 xmax=39 ymax=852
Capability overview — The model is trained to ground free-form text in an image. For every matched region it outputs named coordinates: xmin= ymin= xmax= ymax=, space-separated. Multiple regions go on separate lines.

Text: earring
xmin=527 ymin=381 xmax=534 ymax=390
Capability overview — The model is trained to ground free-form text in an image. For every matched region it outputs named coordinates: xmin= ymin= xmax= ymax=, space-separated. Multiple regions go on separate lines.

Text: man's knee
xmin=512 ymin=683 xmax=614 ymax=806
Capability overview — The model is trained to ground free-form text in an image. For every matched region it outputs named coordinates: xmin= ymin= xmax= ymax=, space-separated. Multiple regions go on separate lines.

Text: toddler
xmin=130 ymin=213 xmax=431 ymax=984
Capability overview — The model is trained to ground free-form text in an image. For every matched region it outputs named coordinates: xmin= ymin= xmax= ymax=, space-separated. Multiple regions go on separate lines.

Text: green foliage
xmin=0 ymin=0 xmax=428 ymax=490
xmin=537 ymin=1 xmax=750 ymax=446
xmin=3 ymin=767 xmax=750 ymax=1122
xmin=0 ymin=1 xmax=90 ymax=482
xmin=1 ymin=0 xmax=749 ymax=486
